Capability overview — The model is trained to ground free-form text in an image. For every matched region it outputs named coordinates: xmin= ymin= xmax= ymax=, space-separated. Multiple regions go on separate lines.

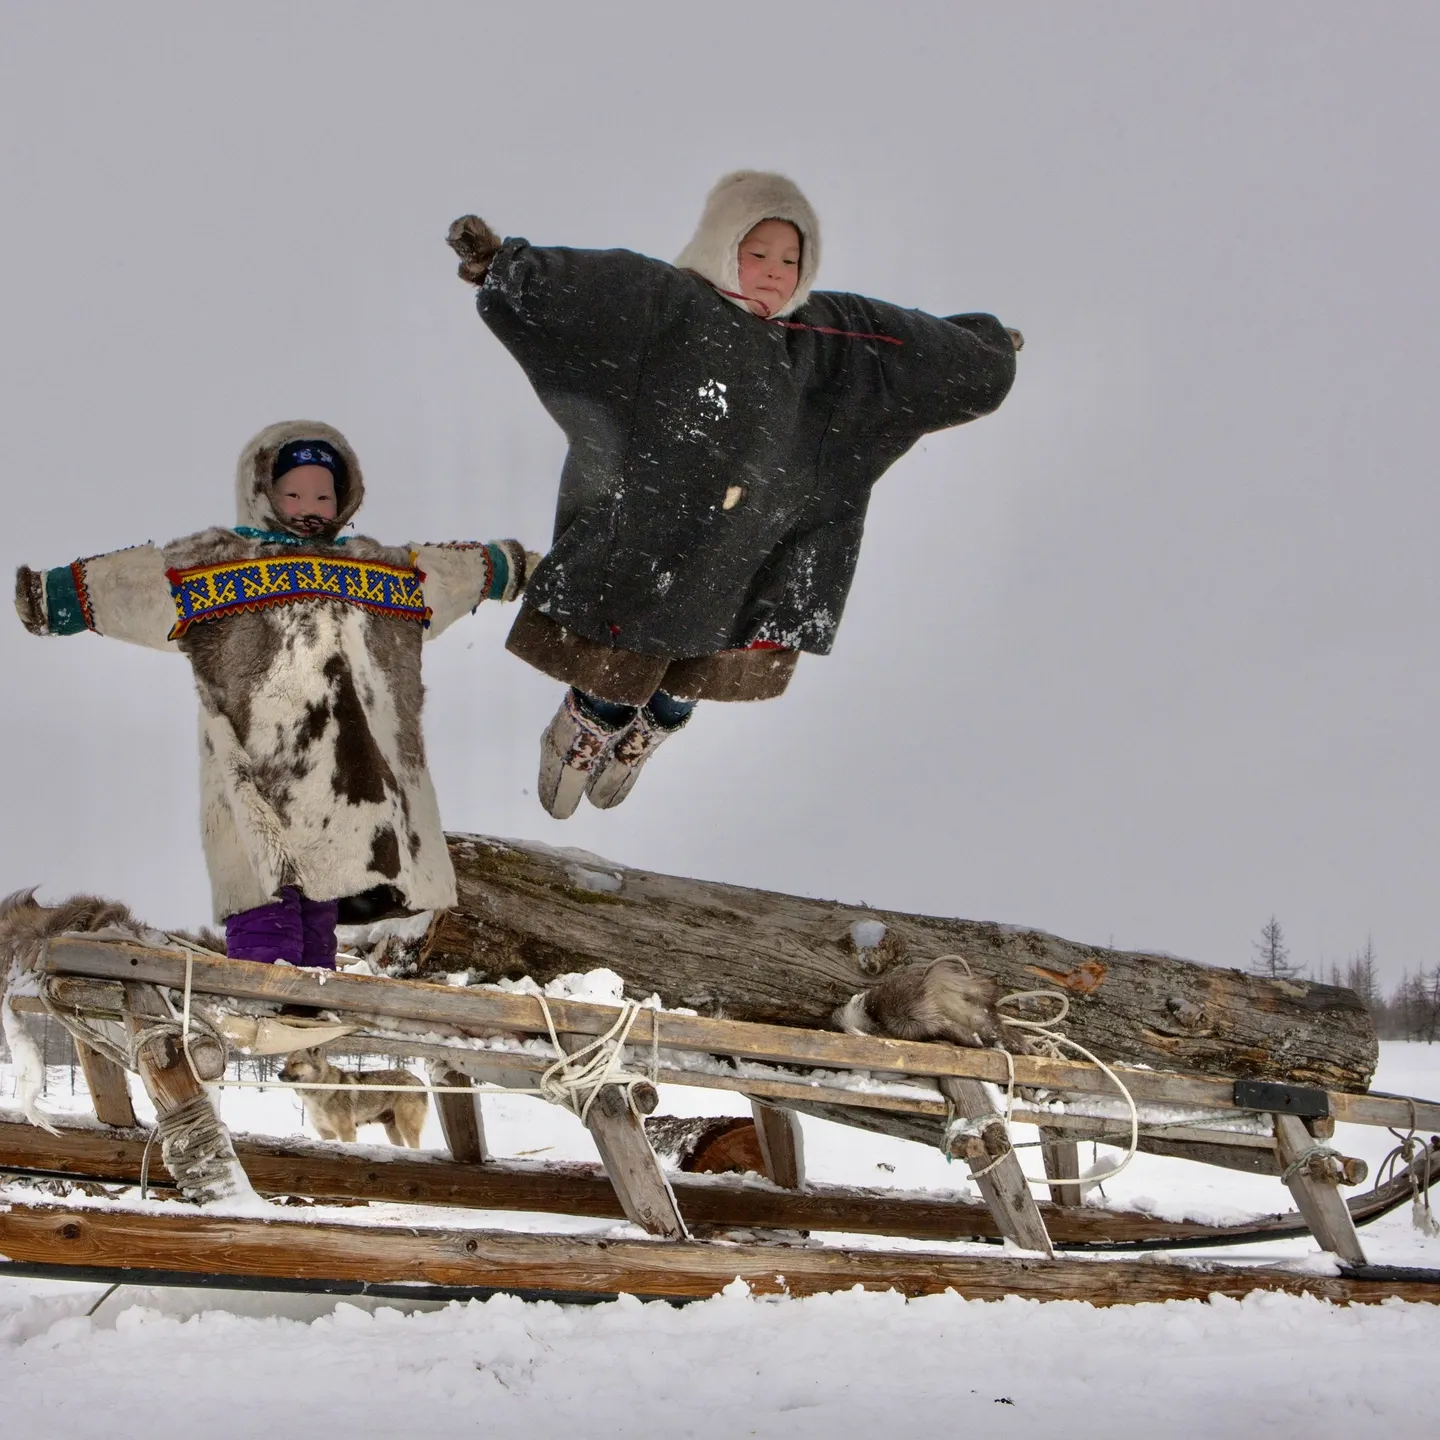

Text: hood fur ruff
xmin=235 ymin=420 xmax=366 ymax=535
xmin=674 ymin=170 xmax=821 ymax=318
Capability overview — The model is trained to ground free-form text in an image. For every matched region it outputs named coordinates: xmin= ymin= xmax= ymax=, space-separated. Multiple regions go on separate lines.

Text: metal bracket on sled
xmin=1233 ymin=1080 xmax=1330 ymax=1119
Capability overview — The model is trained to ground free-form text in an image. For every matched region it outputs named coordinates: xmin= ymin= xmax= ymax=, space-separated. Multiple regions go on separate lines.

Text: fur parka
xmin=468 ymin=171 xmax=1016 ymax=662
xmin=15 ymin=420 xmax=526 ymax=922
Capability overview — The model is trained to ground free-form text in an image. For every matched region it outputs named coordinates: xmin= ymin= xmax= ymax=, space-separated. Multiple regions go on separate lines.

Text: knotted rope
xmin=1373 ymin=1098 xmax=1440 ymax=1235
xmin=929 ymin=957 xmax=1140 ymax=1189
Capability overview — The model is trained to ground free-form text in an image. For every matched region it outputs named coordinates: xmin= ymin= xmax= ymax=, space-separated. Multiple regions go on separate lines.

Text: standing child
xmin=447 ymin=170 xmax=1021 ymax=819
xmin=14 ymin=420 xmax=529 ymax=966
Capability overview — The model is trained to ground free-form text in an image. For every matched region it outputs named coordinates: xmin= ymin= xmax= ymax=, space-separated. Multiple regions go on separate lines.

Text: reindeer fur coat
xmin=469 ymin=171 xmax=1017 ymax=662
xmin=14 ymin=421 xmax=525 ymax=922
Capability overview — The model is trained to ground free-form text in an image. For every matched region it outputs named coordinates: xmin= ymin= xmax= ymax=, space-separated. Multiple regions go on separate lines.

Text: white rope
xmin=992 ymin=986 xmax=1140 ymax=1188
xmin=171 ymin=956 xmax=662 ymax=1117
xmin=922 ymin=960 xmax=1140 ymax=1190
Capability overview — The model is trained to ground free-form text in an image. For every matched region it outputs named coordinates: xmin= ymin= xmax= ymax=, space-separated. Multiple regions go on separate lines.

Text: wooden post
xmin=558 ymin=1036 xmax=686 ymax=1239
xmin=123 ymin=982 xmax=248 ymax=1204
xmin=749 ymin=1100 xmax=805 ymax=1189
xmin=433 ymin=1070 xmax=488 ymax=1165
xmin=940 ymin=1077 xmax=1054 ymax=1257
xmin=1274 ymin=1112 xmax=1366 ymax=1265
xmin=1039 ymin=1129 xmax=1083 ymax=1208
xmin=74 ymin=1043 xmax=136 ymax=1129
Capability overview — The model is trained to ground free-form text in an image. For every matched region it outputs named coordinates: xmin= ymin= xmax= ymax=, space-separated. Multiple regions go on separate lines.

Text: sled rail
xmin=38 ymin=936 xmax=1440 ymax=1132
xmin=3 ymin=1199 xmax=1438 ymax=1306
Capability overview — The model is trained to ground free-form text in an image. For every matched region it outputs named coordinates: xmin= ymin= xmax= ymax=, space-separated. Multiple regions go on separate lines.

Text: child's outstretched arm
xmin=412 ymin=539 xmax=533 ymax=639
xmin=14 ymin=545 xmax=177 ymax=651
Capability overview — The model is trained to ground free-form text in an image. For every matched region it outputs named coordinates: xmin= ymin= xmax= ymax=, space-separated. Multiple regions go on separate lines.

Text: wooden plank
xmin=749 ymin=1101 xmax=805 ymax=1189
xmin=433 ymin=1072 xmax=487 ymax=1165
xmin=4 ymin=1201 xmax=1436 ymax=1305
xmin=558 ymin=1036 xmax=685 ymax=1240
xmin=1039 ymin=1130 xmax=1083 ymax=1207
xmin=74 ymin=1044 xmax=136 ymax=1129
xmin=940 ymin=1077 xmax=1053 ymax=1257
xmin=43 ymin=939 xmax=1438 ymax=1132
xmin=2 ymin=1116 xmax=1432 ymax=1249
xmin=1275 ymin=1113 xmax=1366 ymax=1265
xmin=123 ymin=983 xmax=246 ymax=1203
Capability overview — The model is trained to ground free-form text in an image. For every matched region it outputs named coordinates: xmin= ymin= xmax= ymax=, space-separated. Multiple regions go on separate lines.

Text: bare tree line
xmin=1252 ymin=917 xmax=1440 ymax=1041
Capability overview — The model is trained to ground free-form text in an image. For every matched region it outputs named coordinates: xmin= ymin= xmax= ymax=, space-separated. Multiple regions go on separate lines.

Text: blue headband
xmin=273 ymin=439 xmax=344 ymax=485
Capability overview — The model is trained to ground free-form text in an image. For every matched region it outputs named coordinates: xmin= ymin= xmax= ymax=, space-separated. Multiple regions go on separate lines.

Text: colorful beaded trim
xmin=166 ymin=554 xmax=431 ymax=639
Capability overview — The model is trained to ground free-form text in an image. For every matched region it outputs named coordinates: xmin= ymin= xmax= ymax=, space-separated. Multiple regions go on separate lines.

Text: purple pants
xmin=225 ymin=886 xmax=338 ymax=968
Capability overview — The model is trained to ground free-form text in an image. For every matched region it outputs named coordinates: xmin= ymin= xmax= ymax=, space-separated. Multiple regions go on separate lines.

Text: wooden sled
xmin=4 ymin=933 xmax=1439 ymax=1306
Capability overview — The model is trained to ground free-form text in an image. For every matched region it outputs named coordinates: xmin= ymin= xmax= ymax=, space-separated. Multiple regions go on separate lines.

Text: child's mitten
xmin=14 ymin=565 xmax=48 ymax=635
xmin=1006 ymin=328 xmax=1025 ymax=352
xmin=447 ymin=215 xmax=502 ymax=285
xmin=523 ymin=550 xmax=544 ymax=588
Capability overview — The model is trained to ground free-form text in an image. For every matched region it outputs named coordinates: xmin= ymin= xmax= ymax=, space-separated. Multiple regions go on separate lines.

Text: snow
xmin=850 ymin=919 xmax=887 ymax=949
xmin=3 ymin=1044 xmax=1440 ymax=1434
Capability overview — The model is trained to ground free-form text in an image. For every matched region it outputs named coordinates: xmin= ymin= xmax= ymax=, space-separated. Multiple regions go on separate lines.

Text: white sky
xmin=1 ymin=1 xmax=1436 ymax=984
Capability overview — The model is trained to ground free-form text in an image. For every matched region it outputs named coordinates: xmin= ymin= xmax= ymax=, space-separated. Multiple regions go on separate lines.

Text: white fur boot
xmin=585 ymin=705 xmax=690 ymax=810
xmin=538 ymin=690 xmax=622 ymax=819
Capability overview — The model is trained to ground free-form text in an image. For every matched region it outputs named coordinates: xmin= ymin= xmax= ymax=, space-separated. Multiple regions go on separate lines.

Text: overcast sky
xmin=2 ymin=1 xmax=1436 ymax=985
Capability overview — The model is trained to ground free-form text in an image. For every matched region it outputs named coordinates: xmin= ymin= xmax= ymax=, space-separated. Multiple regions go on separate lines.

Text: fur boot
xmin=537 ymin=689 xmax=622 ymax=819
xmin=585 ymin=704 xmax=691 ymax=810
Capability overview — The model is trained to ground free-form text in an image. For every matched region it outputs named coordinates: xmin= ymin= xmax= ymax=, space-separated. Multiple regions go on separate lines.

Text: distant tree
xmin=1345 ymin=936 xmax=1382 ymax=1013
xmin=1252 ymin=915 xmax=1300 ymax=980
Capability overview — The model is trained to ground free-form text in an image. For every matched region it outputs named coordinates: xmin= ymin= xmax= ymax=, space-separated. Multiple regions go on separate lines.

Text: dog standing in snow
xmin=279 ymin=1047 xmax=427 ymax=1148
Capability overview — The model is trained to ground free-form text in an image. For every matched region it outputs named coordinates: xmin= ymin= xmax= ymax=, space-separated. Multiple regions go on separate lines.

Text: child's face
xmin=271 ymin=465 xmax=338 ymax=535
xmin=737 ymin=219 xmax=801 ymax=316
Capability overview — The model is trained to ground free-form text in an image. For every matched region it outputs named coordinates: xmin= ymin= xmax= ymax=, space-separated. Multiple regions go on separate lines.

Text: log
xmin=4 ymin=1201 xmax=1438 ymax=1306
xmin=644 ymin=1116 xmax=767 ymax=1175
xmin=423 ymin=835 xmax=1376 ymax=1091
xmin=749 ymin=1102 xmax=805 ymax=1189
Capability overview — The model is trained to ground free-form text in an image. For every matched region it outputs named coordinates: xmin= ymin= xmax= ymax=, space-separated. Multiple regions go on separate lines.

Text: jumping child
xmin=447 ymin=170 xmax=1021 ymax=818
xmin=14 ymin=420 xmax=529 ymax=966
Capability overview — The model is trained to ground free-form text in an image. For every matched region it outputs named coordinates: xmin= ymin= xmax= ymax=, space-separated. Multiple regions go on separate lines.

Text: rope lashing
xmin=533 ymin=994 xmax=661 ymax=1123
xmin=902 ymin=957 xmax=1139 ymax=1189
xmin=1280 ymin=1143 xmax=1343 ymax=1185
xmin=1373 ymin=1098 xmax=1440 ymax=1235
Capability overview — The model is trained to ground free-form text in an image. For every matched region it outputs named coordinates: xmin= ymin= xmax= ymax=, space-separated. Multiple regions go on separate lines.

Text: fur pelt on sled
xmin=0 ymin=887 xmax=222 ymax=1131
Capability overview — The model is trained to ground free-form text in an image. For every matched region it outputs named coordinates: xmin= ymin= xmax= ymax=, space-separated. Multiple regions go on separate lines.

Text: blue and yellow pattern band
xmin=166 ymin=554 xmax=431 ymax=639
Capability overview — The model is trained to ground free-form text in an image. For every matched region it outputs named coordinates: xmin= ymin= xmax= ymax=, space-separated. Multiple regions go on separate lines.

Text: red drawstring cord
xmin=711 ymin=286 xmax=904 ymax=346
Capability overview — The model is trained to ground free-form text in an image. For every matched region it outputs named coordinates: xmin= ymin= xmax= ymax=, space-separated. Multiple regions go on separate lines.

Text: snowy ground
xmin=4 ymin=1043 xmax=1440 ymax=1437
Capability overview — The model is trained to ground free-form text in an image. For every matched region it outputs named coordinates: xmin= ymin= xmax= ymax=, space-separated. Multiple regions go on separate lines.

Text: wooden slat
xmin=1275 ymin=1113 xmax=1366 ymax=1265
xmin=43 ymin=938 xmax=1440 ymax=1132
xmin=558 ymin=1036 xmax=685 ymax=1239
xmin=940 ymin=1077 xmax=1054 ymax=1257
xmin=749 ymin=1101 xmax=805 ymax=1189
xmin=3 ymin=1201 xmax=1436 ymax=1305
xmin=433 ymin=1072 xmax=487 ymax=1165
xmin=1039 ymin=1130 xmax=1083 ymax=1207
xmin=1 ymin=1116 xmax=1431 ymax=1249
xmin=74 ymin=1044 xmax=136 ymax=1129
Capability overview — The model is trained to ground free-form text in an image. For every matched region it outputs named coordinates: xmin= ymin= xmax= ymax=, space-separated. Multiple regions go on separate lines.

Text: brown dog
xmin=279 ymin=1048 xmax=427 ymax=1148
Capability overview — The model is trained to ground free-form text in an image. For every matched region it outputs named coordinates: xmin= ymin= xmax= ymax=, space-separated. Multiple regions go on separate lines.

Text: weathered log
xmin=422 ymin=835 xmax=1376 ymax=1091
xmin=5 ymin=1201 xmax=1439 ymax=1305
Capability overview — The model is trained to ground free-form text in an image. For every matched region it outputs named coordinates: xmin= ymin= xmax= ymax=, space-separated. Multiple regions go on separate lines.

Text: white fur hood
xmin=674 ymin=171 xmax=821 ymax=318
xmin=234 ymin=419 xmax=366 ymax=534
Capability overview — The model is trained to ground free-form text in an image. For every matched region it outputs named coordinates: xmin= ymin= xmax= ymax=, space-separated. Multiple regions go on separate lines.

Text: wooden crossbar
xmin=41 ymin=937 xmax=1440 ymax=1131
